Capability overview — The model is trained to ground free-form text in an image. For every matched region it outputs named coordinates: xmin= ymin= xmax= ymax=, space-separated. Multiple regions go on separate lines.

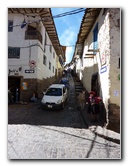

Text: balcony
xmin=25 ymin=30 xmax=42 ymax=44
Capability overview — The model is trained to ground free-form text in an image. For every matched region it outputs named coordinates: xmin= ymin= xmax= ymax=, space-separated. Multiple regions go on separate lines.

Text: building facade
xmin=8 ymin=8 xmax=65 ymax=102
xmin=73 ymin=8 xmax=120 ymax=132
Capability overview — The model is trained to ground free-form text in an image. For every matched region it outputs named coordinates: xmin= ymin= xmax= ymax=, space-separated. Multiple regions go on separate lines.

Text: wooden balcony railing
xmin=25 ymin=30 xmax=42 ymax=44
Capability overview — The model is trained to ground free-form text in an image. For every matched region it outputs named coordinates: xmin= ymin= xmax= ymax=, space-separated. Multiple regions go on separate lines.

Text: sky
xmin=51 ymin=8 xmax=85 ymax=64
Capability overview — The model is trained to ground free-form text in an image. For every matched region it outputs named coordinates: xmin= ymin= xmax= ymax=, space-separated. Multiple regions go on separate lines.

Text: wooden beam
xmin=84 ymin=56 xmax=94 ymax=58
xmin=88 ymin=49 xmax=99 ymax=52
xmin=85 ymin=53 xmax=96 ymax=56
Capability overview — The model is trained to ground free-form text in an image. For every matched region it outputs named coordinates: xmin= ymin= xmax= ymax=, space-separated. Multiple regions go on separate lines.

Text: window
xmin=8 ymin=21 xmax=13 ymax=32
xmin=53 ymin=52 xmax=55 ymax=59
xmin=53 ymin=66 xmax=54 ymax=73
xmin=44 ymin=32 xmax=47 ymax=52
xmin=8 ymin=47 xmax=20 ymax=59
xmin=45 ymin=88 xmax=62 ymax=96
xmin=93 ymin=23 xmax=98 ymax=53
xmin=50 ymin=45 xmax=52 ymax=53
xmin=43 ymin=55 xmax=47 ymax=66
xmin=49 ymin=62 xmax=51 ymax=70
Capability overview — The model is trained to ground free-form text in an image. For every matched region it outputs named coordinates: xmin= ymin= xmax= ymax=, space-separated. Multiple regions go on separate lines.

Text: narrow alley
xmin=8 ymin=74 xmax=120 ymax=159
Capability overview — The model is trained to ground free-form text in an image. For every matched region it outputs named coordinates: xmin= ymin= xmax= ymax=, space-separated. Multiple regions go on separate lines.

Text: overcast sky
xmin=51 ymin=8 xmax=85 ymax=64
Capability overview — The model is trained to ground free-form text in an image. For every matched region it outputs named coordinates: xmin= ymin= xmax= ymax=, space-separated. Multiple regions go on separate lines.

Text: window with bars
xmin=8 ymin=47 xmax=20 ymax=59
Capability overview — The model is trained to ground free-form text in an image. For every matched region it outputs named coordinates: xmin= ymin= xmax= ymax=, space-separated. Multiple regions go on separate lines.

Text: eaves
xmin=8 ymin=8 xmax=65 ymax=59
xmin=77 ymin=8 xmax=101 ymax=45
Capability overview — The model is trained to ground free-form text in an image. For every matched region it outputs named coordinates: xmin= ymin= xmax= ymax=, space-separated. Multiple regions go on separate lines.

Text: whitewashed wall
xmin=81 ymin=9 xmax=111 ymax=110
xmin=78 ymin=9 xmax=120 ymax=107
xmin=97 ymin=9 xmax=111 ymax=107
xmin=8 ymin=14 xmax=58 ymax=80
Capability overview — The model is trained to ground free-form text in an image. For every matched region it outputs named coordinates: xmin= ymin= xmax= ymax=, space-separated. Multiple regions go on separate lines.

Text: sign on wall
xmin=22 ymin=82 xmax=28 ymax=90
xmin=100 ymin=66 xmax=107 ymax=74
xmin=8 ymin=67 xmax=22 ymax=76
xmin=29 ymin=60 xmax=36 ymax=69
xmin=25 ymin=70 xmax=34 ymax=73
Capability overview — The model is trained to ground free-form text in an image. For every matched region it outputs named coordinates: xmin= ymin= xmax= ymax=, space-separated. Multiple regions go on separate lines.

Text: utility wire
xmin=8 ymin=8 xmax=85 ymax=28
xmin=52 ymin=8 xmax=85 ymax=18
xmin=8 ymin=43 xmax=75 ymax=49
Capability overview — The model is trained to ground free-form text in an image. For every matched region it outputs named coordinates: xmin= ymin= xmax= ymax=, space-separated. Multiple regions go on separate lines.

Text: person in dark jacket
xmin=86 ymin=91 xmax=96 ymax=114
xmin=86 ymin=91 xmax=102 ymax=114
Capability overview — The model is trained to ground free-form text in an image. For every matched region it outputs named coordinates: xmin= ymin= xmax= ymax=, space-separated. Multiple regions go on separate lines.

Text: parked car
xmin=41 ymin=84 xmax=68 ymax=110
xmin=59 ymin=77 xmax=69 ymax=89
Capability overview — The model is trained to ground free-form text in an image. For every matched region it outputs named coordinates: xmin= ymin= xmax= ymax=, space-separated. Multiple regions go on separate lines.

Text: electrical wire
xmin=8 ymin=8 xmax=85 ymax=60
xmin=8 ymin=43 xmax=75 ymax=49
xmin=8 ymin=8 xmax=85 ymax=28
xmin=52 ymin=8 xmax=85 ymax=18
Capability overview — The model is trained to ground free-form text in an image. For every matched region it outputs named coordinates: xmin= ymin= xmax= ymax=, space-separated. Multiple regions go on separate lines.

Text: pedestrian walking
xmin=8 ymin=87 xmax=13 ymax=104
xmin=86 ymin=91 xmax=95 ymax=114
xmin=77 ymin=90 xmax=86 ymax=110
xmin=86 ymin=91 xmax=101 ymax=122
xmin=15 ymin=88 xmax=19 ymax=103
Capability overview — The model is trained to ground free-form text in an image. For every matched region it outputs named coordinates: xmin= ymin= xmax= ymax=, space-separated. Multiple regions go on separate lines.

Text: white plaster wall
xmin=82 ymin=26 xmax=98 ymax=92
xmin=81 ymin=8 xmax=120 ymax=108
xmin=98 ymin=10 xmax=111 ymax=105
xmin=8 ymin=14 xmax=39 ymax=78
xmin=82 ymin=52 xmax=95 ymax=92
xmin=79 ymin=9 xmax=111 ymax=109
xmin=8 ymin=14 xmax=57 ymax=80
xmin=37 ymin=33 xmax=57 ymax=79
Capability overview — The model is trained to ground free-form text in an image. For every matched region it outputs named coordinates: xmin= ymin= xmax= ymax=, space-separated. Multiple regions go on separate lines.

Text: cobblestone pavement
xmin=8 ymin=124 xmax=120 ymax=159
xmin=8 ymin=75 xmax=121 ymax=159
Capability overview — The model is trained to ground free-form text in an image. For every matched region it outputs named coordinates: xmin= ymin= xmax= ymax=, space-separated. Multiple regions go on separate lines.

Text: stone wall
xmin=109 ymin=8 xmax=120 ymax=105
xmin=107 ymin=8 xmax=120 ymax=133
xmin=107 ymin=103 xmax=120 ymax=133
xmin=20 ymin=75 xmax=61 ymax=102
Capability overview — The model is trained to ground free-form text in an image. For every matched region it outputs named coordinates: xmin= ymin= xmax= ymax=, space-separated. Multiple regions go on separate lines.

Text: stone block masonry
xmin=107 ymin=103 xmax=120 ymax=133
xmin=20 ymin=76 xmax=61 ymax=102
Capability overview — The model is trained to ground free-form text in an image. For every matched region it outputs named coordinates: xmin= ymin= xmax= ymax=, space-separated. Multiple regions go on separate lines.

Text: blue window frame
xmin=93 ymin=23 xmax=98 ymax=53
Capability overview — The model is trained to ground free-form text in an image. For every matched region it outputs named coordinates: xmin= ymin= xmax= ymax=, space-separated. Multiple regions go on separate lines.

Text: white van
xmin=41 ymin=84 xmax=68 ymax=110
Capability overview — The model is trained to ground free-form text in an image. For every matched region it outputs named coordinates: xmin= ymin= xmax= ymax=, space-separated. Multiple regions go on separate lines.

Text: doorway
xmin=8 ymin=76 xmax=21 ymax=102
xmin=91 ymin=72 xmax=100 ymax=96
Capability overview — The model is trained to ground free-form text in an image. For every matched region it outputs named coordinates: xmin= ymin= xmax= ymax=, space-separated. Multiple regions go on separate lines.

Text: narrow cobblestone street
xmin=8 ymin=75 xmax=86 ymax=128
xmin=8 ymin=75 xmax=120 ymax=159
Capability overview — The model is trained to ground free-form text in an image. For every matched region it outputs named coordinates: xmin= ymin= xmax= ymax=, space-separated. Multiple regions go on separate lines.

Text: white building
xmin=73 ymin=8 xmax=120 ymax=132
xmin=8 ymin=8 xmax=65 ymax=102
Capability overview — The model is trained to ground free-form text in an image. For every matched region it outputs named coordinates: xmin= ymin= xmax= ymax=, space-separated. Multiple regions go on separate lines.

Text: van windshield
xmin=45 ymin=88 xmax=62 ymax=96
